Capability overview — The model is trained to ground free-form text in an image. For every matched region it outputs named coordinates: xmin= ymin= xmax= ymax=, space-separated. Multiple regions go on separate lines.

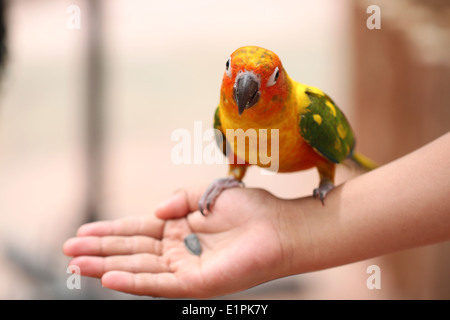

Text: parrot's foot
xmin=198 ymin=177 xmax=244 ymax=215
xmin=313 ymin=180 xmax=334 ymax=205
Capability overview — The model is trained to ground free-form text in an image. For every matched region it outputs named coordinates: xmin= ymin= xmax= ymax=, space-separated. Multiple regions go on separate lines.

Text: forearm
xmin=283 ymin=132 xmax=450 ymax=275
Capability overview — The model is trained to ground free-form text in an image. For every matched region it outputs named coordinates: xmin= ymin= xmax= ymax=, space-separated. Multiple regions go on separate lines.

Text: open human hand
xmin=63 ymin=187 xmax=298 ymax=298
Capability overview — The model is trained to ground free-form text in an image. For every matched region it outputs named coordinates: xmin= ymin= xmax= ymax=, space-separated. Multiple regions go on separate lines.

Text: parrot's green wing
xmin=299 ymin=89 xmax=355 ymax=163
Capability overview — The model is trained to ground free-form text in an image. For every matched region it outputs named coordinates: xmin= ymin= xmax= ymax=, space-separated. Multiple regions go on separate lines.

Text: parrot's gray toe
xmin=198 ymin=177 xmax=244 ymax=215
xmin=313 ymin=180 xmax=334 ymax=205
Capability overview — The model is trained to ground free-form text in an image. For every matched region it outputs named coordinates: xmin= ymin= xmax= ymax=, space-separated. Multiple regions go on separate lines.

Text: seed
xmin=184 ymin=233 xmax=202 ymax=256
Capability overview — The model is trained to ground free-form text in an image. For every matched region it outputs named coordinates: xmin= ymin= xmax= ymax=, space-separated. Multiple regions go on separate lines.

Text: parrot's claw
xmin=199 ymin=177 xmax=244 ymax=215
xmin=313 ymin=180 xmax=334 ymax=205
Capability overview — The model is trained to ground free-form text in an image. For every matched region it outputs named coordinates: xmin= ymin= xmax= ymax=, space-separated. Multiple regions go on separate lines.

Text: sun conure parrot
xmin=198 ymin=46 xmax=377 ymax=215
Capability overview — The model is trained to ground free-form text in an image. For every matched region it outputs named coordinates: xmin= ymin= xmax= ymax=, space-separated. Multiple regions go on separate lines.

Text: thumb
xmin=155 ymin=188 xmax=204 ymax=220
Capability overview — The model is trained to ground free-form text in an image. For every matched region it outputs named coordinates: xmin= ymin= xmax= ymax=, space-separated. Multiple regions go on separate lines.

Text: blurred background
xmin=0 ymin=0 xmax=448 ymax=299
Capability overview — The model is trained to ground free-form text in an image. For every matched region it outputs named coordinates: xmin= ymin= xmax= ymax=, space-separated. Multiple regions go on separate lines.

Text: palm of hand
xmin=64 ymin=188 xmax=285 ymax=298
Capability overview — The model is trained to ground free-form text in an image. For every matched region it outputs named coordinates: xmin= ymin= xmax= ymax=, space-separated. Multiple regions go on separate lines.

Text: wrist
xmin=274 ymin=197 xmax=323 ymax=277
xmin=275 ymin=188 xmax=361 ymax=276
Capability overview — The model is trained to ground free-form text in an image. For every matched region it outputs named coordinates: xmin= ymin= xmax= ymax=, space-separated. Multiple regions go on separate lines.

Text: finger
xmin=77 ymin=215 xmax=164 ymax=239
xmin=69 ymin=253 xmax=169 ymax=278
xmin=155 ymin=188 xmax=204 ymax=220
xmin=63 ymin=236 xmax=162 ymax=257
xmin=101 ymin=271 xmax=194 ymax=298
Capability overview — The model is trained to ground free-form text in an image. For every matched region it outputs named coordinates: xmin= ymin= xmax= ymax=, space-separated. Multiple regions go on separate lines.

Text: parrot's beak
xmin=233 ymin=71 xmax=260 ymax=115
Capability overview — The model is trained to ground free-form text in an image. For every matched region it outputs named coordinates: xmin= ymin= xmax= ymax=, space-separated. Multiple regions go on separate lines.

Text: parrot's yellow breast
xmin=219 ymin=80 xmax=326 ymax=173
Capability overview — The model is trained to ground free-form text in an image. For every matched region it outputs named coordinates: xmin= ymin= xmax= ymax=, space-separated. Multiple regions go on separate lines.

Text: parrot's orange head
xmin=221 ymin=46 xmax=289 ymax=117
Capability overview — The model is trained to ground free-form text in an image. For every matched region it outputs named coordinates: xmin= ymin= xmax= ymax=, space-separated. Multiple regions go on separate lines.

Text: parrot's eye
xmin=267 ymin=67 xmax=280 ymax=87
xmin=225 ymin=57 xmax=232 ymax=78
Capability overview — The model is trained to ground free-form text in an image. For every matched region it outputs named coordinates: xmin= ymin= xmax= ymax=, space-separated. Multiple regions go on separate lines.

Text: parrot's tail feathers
xmin=345 ymin=152 xmax=379 ymax=172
